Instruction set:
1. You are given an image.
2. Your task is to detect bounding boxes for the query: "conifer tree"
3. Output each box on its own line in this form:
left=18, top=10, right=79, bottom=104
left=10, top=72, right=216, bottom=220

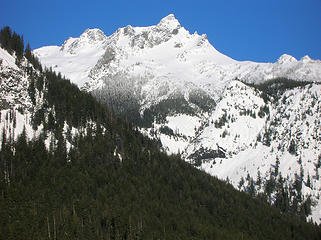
left=306, top=174, right=311, bottom=188
left=0, top=26, right=12, bottom=53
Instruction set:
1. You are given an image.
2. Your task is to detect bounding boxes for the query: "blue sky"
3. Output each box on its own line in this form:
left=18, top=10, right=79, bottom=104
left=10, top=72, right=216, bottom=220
left=1, top=0, right=321, bottom=62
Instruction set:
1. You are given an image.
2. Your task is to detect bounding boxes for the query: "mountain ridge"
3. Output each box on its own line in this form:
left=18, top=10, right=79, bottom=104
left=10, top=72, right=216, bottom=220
left=32, top=15, right=321, bottom=222
left=34, top=14, right=321, bottom=89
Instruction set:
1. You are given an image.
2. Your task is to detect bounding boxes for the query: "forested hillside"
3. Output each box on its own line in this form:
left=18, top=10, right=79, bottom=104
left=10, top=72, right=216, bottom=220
left=1, top=27, right=321, bottom=239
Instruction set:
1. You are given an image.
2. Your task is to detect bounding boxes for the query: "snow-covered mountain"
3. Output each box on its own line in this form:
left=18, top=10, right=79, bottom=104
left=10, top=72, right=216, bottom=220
left=34, top=28, right=108, bottom=87
left=34, top=14, right=321, bottom=91
left=34, top=14, right=321, bottom=222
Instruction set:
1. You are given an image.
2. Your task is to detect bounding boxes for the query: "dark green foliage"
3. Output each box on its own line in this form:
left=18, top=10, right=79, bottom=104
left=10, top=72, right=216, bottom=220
left=0, top=26, right=42, bottom=70
left=25, top=42, right=42, bottom=71
left=274, top=184, right=290, bottom=214
left=28, top=77, right=36, bottom=105
left=142, top=94, right=195, bottom=127
left=307, top=174, right=311, bottom=188
left=262, top=129, right=272, bottom=146
left=288, top=139, right=297, bottom=155
left=258, top=105, right=270, bottom=118
left=275, top=157, right=280, bottom=176
left=95, top=87, right=209, bottom=129
left=318, top=155, right=321, bottom=169
left=245, top=170, right=315, bottom=222
left=0, top=26, right=24, bottom=60
left=245, top=174, right=256, bottom=197
left=244, top=78, right=312, bottom=103
left=188, top=89, right=216, bottom=112
left=38, top=68, right=111, bottom=131
left=1, top=128, right=321, bottom=239
left=188, top=147, right=226, bottom=166
left=93, top=88, right=142, bottom=126
left=239, top=108, right=256, bottom=118
left=264, top=173, right=276, bottom=201
left=214, top=112, right=227, bottom=128
left=0, top=26, right=12, bottom=52
left=159, top=125, right=174, bottom=136
left=221, top=129, right=229, bottom=138
left=238, top=177, right=245, bottom=190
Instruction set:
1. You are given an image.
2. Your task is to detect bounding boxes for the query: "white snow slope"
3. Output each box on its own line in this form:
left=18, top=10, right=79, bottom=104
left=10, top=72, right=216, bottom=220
left=0, top=47, right=41, bottom=141
left=34, top=28, right=108, bottom=87
left=33, top=14, right=321, bottom=222
left=184, top=80, right=321, bottom=222
left=34, top=14, right=321, bottom=92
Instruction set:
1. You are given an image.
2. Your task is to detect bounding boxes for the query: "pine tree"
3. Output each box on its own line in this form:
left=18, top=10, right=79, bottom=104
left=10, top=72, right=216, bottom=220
left=317, top=154, right=321, bottom=168
left=0, top=26, right=12, bottom=53
left=288, top=139, right=297, bottom=155
left=300, top=164, right=304, bottom=181
left=25, top=43, right=32, bottom=60
left=306, top=174, right=311, bottom=188
left=275, top=157, right=280, bottom=176
left=238, top=177, right=244, bottom=190
left=256, top=170, right=262, bottom=190
left=0, top=27, right=24, bottom=60
left=248, top=178, right=256, bottom=197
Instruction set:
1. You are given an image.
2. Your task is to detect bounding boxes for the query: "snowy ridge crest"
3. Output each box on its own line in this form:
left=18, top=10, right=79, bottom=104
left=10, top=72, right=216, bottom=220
left=277, top=54, right=297, bottom=64
left=157, top=14, right=181, bottom=31
left=61, top=28, right=107, bottom=54
left=35, top=13, right=321, bottom=92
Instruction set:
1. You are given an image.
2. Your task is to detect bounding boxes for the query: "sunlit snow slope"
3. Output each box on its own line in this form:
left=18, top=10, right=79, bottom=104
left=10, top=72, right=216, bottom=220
left=34, top=28, right=107, bottom=87
left=187, top=81, right=321, bottom=223
left=34, top=14, right=321, bottom=91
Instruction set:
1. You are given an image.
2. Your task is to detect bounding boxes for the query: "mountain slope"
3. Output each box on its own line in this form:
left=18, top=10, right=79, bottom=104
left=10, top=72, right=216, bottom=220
left=34, top=28, right=107, bottom=87
left=0, top=46, right=42, bottom=141
left=184, top=79, right=321, bottom=221
left=1, top=30, right=321, bottom=239
left=33, top=14, right=321, bottom=144
left=33, top=15, right=321, bottom=222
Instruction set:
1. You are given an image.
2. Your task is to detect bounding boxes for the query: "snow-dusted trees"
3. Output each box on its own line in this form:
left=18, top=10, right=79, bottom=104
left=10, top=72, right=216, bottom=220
left=288, top=139, right=297, bottom=155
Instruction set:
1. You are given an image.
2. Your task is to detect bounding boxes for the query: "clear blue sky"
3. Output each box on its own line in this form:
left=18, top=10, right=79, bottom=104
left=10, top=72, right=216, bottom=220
left=1, top=0, right=321, bottom=62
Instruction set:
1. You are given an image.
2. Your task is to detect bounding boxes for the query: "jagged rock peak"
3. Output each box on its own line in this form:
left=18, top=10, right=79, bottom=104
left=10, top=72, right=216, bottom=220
left=80, top=28, right=107, bottom=41
left=157, top=14, right=181, bottom=30
left=301, top=55, right=312, bottom=63
left=122, top=25, right=135, bottom=36
left=60, top=28, right=107, bottom=54
left=277, top=54, right=297, bottom=64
